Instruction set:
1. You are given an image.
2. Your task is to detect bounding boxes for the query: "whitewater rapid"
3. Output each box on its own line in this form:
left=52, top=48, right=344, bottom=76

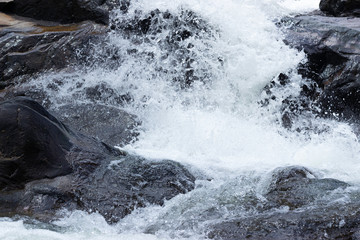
left=3, top=0, right=360, bottom=239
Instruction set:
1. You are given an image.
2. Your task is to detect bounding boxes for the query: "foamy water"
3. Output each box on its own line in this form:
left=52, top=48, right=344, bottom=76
left=4, top=0, right=360, bottom=239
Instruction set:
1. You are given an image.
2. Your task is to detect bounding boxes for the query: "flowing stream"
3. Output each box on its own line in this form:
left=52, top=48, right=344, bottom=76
left=2, top=0, right=360, bottom=239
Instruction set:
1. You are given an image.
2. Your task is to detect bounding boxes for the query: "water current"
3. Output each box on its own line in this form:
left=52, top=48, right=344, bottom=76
left=3, top=0, right=360, bottom=239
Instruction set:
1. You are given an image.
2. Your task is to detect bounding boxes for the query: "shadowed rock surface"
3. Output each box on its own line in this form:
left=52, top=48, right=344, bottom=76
left=281, top=14, right=360, bottom=123
left=320, top=0, right=360, bottom=17
left=0, top=97, right=195, bottom=222
left=0, top=0, right=130, bottom=24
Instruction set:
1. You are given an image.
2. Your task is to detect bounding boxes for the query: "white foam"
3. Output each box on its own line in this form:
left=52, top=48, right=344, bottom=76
left=7, top=0, right=360, bottom=239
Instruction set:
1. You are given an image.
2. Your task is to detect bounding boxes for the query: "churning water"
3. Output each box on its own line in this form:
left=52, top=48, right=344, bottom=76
left=3, top=0, right=360, bottom=239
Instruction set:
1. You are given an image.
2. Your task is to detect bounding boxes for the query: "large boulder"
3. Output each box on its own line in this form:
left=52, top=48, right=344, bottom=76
left=320, top=0, right=360, bottom=17
left=0, top=97, right=74, bottom=190
left=0, top=0, right=130, bottom=24
left=281, top=14, right=360, bottom=122
left=0, top=97, right=196, bottom=222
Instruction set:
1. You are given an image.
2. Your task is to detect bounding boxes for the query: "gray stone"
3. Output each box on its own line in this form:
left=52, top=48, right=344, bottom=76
left=0, top=97, right=195, bottom=222
left=281, top=14, right=360, bottom=122
left=208, top=166, right=353, bottom=240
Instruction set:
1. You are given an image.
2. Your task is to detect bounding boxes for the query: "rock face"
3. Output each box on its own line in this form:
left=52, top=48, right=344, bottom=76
left=208, top=166, right=354, bottom=240
left=320, top=0, right=360, bottom=17
left=53, top=103, right=139, bottom=147
left=76, top=156, right=196, bottom=223
left=0, top=97, right=195, bottom=222
left=0, top=97, right=74, bottom=190
left=282, top=14, right=360, bottom=122
left=0, top=15, right=107, bottom=88
left=0, top=0, right=130, bottom=24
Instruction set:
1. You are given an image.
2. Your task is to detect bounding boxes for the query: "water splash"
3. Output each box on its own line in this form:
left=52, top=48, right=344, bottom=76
left=7, top=0, right=360, bottom=239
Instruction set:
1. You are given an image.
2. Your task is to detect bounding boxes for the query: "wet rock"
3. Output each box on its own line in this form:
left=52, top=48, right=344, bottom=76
left=53, top=103, right=139, bottom=147
left=76, top=156, right=196, bottom=223
left=0, top=0, right=126, bottom=25
left=0, top=97, right=74, bottom=191
left=320, top=0, right=360, bottom=17
left=208, top=166, right=352, bottom=240
left=282, top=15, right=360, bottom=122
left=260, top=72, right=320, bottom=132
left=0, top=15, right=107, bottom=85
left=265, top=166, right=349, bottom=209
left=0, top=97, right=196, bottom=222
left=111, top=8, right=221, bottom=88
left=208, top=203, right=360, bottom=239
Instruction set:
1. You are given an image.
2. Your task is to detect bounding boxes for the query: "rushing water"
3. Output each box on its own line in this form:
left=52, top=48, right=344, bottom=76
left=3, top=0, right=360, bottom=239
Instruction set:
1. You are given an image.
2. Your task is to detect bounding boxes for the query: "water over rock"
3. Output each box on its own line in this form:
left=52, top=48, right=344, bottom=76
left=265, top=166, right=349, bottom=209
left=0, top=97, right=195, bottom=222
left=320, top=0, right=360, bottom=17
left=110, top=8, right=221, bottom=88
left=208, top=203, right=360, bottom=239
left=208, top=166, right=353, bottom=239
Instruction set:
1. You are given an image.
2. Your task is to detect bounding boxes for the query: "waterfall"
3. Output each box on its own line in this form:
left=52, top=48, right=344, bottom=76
left=3, top=0, right=360, bottom=239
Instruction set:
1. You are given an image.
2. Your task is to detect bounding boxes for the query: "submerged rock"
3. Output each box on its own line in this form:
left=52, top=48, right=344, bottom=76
left=0, top=97, right=195, bottom=222
left=320, top=0, right=360, bottom=17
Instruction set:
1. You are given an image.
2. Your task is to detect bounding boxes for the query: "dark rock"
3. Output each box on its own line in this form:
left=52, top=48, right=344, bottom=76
left=0, top=97, right=196, bottom=222
left=0, top=15, right=107, bottom=84
left=0, top=0, right=128, bottom=25
left=208, top=203, right=360, bottom=239
left=320, top=0, right=360, bottom=17
left=0, top=97, right=74, bottom=191
left=282, top=15, right=360, bottom=122
left=53, top=103, right=139, bottom=147
left=265, top=166, right=348, bottom=209
left=208, top=166, right=352, bottom=240
left=76, top=155, right=196, bottom=223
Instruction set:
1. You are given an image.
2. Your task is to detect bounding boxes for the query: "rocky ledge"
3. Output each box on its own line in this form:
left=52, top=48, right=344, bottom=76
left=0, top=97, right=195, bottom=222
left=279, top=0, right=360, bottom=125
